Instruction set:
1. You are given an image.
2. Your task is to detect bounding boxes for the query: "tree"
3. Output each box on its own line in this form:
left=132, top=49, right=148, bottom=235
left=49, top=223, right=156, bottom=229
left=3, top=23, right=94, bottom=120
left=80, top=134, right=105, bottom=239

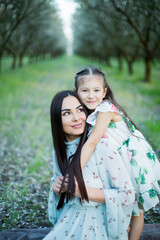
left=74, top=0, right=160, bottom=82
left=73, top=0, right=141, bottom=74
left=111, top=0, right=160, bottom=82
left=0, top=0, right=66, bottom=71
left=0, top=0, right=33, bottom=71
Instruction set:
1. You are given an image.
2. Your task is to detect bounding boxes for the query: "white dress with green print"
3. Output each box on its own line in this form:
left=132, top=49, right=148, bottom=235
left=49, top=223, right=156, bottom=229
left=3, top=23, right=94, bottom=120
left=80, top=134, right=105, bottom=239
left=87, top=100, right=160, bottom=215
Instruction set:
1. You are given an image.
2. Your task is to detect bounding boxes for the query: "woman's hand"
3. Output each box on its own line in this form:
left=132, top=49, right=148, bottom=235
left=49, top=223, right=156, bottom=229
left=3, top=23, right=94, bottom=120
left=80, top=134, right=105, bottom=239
left=52, top=176, right=68, bottom=194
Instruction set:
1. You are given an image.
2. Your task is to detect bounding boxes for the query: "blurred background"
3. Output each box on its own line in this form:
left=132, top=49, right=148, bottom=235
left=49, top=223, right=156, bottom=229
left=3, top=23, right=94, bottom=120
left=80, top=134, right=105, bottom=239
left=0, top=0, right=160, bottom=230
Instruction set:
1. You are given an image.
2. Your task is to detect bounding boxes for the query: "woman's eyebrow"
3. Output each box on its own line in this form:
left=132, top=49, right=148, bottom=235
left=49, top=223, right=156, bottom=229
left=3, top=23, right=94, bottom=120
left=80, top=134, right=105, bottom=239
left=76, top=104, right=83, bottom=109
left=61, top=108, right=71, bottom=112
left=61, top=105, right=82, bottom=112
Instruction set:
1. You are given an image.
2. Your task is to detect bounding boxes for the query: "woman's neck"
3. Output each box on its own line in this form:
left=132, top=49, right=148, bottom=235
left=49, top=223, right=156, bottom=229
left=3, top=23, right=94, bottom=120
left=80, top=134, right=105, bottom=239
left=65, top=134, right=81, bottom=142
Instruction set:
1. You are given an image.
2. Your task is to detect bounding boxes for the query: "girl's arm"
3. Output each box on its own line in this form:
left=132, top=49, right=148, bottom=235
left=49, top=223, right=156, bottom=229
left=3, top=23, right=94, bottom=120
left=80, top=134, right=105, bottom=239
left=74, top=179, right=105, bottom=203
left=81, top=111, right=114, bottom=168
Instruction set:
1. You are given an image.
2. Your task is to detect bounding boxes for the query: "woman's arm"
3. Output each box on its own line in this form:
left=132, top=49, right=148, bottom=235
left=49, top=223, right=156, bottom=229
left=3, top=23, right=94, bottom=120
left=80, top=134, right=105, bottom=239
left=81, top=111, right=114, bottom=168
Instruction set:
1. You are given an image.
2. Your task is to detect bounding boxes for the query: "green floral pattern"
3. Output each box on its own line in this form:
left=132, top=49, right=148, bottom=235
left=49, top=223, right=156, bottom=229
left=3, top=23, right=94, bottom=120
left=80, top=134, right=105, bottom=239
left=146, top=149, right=156, bottom=165
left=108, top=121, right=117, bottom=129
left=135, top=168, right=146, bottom=185
left=87, top=100, right=160, bottom=215
left=122, top=115, right=136, bottom=133
left=147, top=189, right=159, bottom=199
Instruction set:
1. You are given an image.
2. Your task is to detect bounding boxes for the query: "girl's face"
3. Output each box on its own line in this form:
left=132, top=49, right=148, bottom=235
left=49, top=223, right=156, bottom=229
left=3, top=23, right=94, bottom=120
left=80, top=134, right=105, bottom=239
left=77, top=75, right=107, bottom=112
left=61, top=96, right=86, bottom=142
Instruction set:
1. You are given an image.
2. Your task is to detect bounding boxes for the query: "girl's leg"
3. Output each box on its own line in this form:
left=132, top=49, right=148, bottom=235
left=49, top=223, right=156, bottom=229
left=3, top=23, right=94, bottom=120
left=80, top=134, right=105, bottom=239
left=129, top=213, right=144, bottom=240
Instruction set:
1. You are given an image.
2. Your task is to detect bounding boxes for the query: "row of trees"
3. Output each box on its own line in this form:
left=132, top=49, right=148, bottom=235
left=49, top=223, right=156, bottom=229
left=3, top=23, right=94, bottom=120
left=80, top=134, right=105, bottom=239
left=73, top=0, right=160, bottom=82
left=0, top=0, right=66, bottom=72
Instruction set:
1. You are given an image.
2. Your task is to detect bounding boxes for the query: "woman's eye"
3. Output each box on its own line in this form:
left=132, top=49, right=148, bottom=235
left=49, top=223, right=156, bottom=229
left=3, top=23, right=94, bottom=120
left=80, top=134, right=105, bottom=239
left=78, top=108, right=84, bottom=113
left=63, top=112, right=70, bottom=116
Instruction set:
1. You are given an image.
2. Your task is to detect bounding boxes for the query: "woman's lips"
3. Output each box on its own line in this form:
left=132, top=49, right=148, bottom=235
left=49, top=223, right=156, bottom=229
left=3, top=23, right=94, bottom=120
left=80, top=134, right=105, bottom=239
left=72, top=123, right=83, bottom=129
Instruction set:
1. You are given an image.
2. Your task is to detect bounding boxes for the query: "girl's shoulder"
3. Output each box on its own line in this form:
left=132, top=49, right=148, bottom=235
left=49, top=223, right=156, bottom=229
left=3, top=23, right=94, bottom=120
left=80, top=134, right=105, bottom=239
left=95, top=100, right=119, bottom=114
left=87, top=101, right=120, bottom=126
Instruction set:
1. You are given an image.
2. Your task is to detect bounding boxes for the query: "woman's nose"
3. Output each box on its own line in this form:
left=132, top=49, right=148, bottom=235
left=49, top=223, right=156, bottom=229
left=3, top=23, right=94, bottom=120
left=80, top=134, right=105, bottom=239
left=72, top=112, right=79, bottom=121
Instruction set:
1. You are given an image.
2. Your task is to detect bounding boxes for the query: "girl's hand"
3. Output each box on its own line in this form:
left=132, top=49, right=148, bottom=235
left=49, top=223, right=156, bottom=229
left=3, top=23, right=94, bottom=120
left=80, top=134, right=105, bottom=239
left=52, top=176, right=68, bottom=194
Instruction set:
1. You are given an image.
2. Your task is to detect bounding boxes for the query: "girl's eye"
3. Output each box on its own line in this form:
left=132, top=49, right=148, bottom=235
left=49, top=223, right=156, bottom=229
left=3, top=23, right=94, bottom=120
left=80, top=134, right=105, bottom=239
left=95, top=89, right=100, bottom=92
left=78, top=108, right=84, bottom=113
left=81, top=89, right=87, bottom=92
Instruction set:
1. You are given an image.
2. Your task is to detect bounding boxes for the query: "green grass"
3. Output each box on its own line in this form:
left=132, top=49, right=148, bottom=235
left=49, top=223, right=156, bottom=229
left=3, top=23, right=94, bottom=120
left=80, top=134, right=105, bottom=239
left=0, top=54, right=160, bottom=230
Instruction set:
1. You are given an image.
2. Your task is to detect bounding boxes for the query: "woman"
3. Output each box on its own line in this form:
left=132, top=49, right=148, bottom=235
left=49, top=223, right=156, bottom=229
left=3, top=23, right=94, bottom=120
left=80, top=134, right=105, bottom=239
left=43, top=90, right=135, bottom=240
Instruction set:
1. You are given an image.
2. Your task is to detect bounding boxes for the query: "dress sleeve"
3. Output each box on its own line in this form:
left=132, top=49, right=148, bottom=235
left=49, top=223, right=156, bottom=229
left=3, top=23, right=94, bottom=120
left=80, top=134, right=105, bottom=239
left=95, top=141, right=135, bottom=238
left=48, top=149, right=62, bottom=225
left=87, top=101, right=120, bottom=126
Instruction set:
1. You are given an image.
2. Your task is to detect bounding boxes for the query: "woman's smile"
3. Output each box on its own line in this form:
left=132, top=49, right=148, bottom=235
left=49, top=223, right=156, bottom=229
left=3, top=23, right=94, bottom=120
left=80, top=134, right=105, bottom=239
left=72, top=123, right=83, bottom=128
left=61, top=96, right=86, bottom=141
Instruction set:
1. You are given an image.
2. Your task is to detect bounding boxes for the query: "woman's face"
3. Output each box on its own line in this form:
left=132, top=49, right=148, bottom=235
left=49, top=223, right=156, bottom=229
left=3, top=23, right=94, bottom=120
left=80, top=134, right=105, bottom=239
left=61, top=96, right=86, bottom=142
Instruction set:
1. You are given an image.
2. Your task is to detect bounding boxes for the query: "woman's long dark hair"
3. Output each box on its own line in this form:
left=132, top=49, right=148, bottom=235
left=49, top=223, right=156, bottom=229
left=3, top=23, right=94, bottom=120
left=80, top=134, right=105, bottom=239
left=50, top=90, right=89, bottom=210
left=75, top=66, right=139, bottom=133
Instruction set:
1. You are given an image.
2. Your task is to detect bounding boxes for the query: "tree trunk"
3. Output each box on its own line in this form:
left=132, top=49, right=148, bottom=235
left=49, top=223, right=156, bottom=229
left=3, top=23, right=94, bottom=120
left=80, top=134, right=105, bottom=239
left=117, top=56, right=123, bottom=71
left=11, top=55, right=16, bottom=69
left=144, top=56, right=152, bottom=83
left=127, top=60, right=133, bottom=75
left=19, top=54, right=23, bottom=67
left=28, top=57, right=32, bottom=63
left=106, top=58, right=112, bottom=68
left=0, top=52, right=2, bottom=73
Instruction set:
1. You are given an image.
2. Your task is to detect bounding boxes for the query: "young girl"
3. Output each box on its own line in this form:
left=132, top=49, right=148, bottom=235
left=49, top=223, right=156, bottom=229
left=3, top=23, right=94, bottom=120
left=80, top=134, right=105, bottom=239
left=74, top=66, right=160, bottom=240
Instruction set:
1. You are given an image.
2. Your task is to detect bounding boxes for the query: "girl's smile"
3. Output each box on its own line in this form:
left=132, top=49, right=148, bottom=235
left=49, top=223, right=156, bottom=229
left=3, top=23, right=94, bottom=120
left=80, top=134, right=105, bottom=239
left=77, top=75, right=107, bottom=111
left=87, top=101, right=96, bottom=103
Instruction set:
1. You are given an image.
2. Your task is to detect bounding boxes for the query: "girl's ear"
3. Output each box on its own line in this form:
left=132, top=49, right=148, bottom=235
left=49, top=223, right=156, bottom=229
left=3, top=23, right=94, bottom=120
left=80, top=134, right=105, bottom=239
left=103, top=87, right=107, bottom=98
left=74, top=87, right=77, bottom=92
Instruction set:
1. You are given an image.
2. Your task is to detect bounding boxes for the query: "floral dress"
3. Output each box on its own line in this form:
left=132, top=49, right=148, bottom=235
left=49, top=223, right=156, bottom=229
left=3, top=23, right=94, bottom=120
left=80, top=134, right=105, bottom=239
left=87, top=100, right=160, bottom=216
left=44, top=137, right=135, bottom=240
